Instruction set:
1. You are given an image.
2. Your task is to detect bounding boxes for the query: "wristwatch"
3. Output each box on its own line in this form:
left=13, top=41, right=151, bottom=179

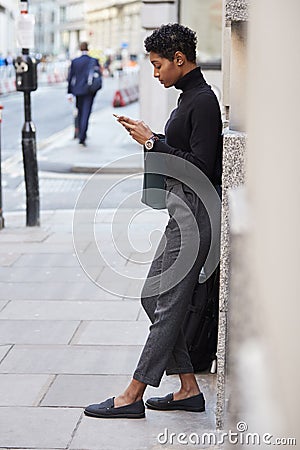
left=144, top=135, right=159, bottom=150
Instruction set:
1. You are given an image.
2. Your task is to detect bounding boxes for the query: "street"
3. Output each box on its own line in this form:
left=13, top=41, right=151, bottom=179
left=0, top=77, right=144, bottom=213
left=0, top=77, right=116, bottom=162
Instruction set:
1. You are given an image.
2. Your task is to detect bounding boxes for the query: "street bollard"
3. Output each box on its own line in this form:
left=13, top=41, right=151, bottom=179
left=0, top=105, right=4, bottom=229
left=15, top=0, right=40, bottom=226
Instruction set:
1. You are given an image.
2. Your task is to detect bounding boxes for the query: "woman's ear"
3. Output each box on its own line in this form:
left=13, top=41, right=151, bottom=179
left=174, top=51, right=185, bottom=66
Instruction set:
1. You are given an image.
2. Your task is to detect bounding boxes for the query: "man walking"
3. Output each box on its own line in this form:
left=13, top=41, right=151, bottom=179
left=68, top=42, right=100, bottom=146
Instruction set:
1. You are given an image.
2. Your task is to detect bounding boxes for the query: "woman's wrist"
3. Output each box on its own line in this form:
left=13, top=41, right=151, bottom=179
left=144, top=134, right=159, bottom=150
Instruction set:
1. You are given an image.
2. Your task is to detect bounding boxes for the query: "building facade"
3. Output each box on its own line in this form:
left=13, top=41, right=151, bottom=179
left=0, top=0, right=18, bottom=58
left=30, top=0, right=61, bottom=58
left=58, top=0, right=86, bottom=58
left=86, top=0, right=142, bottom=59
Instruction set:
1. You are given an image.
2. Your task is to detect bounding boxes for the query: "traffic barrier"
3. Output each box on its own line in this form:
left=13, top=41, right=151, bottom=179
left=0, top=61, right=69, bottom=95
left=112, top=67, right=139, bottom=107
left=37, top=61, right=68, bottom=85
left=113, top=90, right=127, bottom=107
left=0, top=77, right=15, bottom=95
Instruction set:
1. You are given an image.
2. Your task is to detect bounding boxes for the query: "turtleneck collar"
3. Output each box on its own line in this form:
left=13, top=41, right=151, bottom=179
left=175, top=66, right=206, bottom=92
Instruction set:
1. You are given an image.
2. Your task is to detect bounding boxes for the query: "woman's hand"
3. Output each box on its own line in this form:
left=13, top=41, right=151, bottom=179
left=116, top=115, right=153, bottom=145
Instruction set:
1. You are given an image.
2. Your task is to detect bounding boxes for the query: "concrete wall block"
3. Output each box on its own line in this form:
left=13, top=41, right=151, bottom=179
left=225, top=0, right=250, bottom=22
left=216, top=310, right=227, bottom=429
left=219, top=131, right=246, bottom=313
left=222, top=131, right=247, bottom=190
left=216, top=131, right=247, bottom=428
left=141, top=3, right=177, bottom=29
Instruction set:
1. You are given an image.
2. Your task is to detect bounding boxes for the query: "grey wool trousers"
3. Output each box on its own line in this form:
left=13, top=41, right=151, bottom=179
left=133, top=178, right=211, bottom=387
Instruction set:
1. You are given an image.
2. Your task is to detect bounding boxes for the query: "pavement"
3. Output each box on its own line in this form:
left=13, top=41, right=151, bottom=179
left=37, top=95, right=143, bottom=175
left=0, top=97, right=219, bottom=449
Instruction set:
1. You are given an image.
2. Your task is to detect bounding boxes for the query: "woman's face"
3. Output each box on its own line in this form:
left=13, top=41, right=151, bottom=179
left=149, top=51, right=182, bottom=88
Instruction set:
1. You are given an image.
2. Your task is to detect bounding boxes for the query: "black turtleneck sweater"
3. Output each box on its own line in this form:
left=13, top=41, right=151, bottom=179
left=153, top=67, right=222, bottom=184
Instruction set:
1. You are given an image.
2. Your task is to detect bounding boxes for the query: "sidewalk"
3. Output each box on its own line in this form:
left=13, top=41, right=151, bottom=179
left=0, top=100, right=219, bottom=450
left=37, top=100, right=144, bottom=174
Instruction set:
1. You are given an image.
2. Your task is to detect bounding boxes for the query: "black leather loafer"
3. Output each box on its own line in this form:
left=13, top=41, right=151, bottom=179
left=145, top=392, right=205, bottom=412
left=84, top=397, right=145, bottom=419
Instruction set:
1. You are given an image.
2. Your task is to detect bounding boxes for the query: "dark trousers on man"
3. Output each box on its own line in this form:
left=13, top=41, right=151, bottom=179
left=76, top=94, right=95, bottom=143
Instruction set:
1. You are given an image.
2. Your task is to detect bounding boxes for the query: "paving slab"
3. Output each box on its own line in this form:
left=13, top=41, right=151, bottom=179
left=0, top=300, right=140, bottom=320
left=0, top=406, right=82, bottom=449
left=0, top=344, right=12, bottom=363
left=0, top=242, right=86, bottom=254
left=124, top=280, right=147, bottom=298
left=79, top=249, right=131, bottom=270
left=41, top=373, right=215, bottom=410
left=42, top=233, right=89, bottom=245
left=0, top=281, right=121, bottom=301
left=14, top=252, right=81, bottom=267
left=0, top=229, right=50, bottom=243
left=0, top=266, right=102, bottom=283
left=0, top=374, right=54, bottom=406
left=0, top=300, right=9, bottom=312
left=96, top=267, right=144, bottom=296
left=0, top=345, right=142, bottom=374
left=0, top=252, right=21, bottom=266
left=2, top=210, right=55, bottom=227
left=70, top=408, right=216, bottom=450
left=68, top=374, right=217, bottom=450
left=41, top=374, right=132, bottom=407
left=71, top=320, right=149, bottom=345
left=137, top=307, right=149, bottom=321
left=122, top=262, right=152, bottom=278
left=0, top=320, right=80, bottom=345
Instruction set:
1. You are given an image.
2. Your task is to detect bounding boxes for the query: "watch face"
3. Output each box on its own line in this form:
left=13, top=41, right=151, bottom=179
left=145, top=140, right=153, bottom=150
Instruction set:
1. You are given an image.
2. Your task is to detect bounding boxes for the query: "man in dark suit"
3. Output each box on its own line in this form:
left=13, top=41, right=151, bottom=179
left=67, top=42, right=100, bottom=146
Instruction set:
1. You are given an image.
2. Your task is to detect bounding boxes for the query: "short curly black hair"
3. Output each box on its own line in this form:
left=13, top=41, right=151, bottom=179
left=144, top=23, right=197, bottom=62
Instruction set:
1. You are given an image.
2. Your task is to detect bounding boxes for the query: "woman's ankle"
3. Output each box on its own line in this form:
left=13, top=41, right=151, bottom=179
left=123, top=379, right=147, bottom=402
left=178, top=374, right=201, bottom=395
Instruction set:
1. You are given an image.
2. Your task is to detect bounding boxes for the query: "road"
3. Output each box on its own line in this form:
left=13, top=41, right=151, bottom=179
left=0, top=77, right=116, bottom=162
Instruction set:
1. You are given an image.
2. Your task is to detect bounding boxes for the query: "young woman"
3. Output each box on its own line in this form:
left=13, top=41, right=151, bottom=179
left=84, top=23, right=222, bottom=419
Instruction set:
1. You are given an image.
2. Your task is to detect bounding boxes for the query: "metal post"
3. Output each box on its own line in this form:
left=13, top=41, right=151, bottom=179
left=22, top=85, right=40, bottom=226
left=0, top=105, right=5, bottom=229
left=20, top=1, right=40, bottom=226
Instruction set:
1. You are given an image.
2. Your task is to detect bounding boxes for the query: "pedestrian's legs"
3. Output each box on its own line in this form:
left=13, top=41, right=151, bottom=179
left=75, top=96, right=81, bottom=138
left=77, top=94, right=94, bottom=143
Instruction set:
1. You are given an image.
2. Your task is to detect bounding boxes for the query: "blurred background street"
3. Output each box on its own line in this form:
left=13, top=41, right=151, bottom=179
left=1, top=76, right=144, bottom=212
